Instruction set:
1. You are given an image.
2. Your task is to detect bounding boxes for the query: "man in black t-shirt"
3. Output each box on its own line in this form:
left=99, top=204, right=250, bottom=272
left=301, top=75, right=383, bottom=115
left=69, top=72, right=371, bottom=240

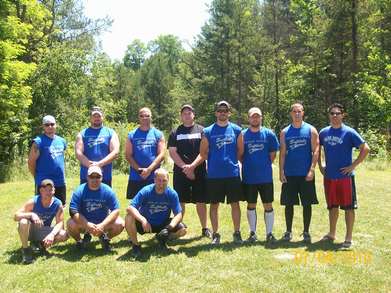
left=168, top=104, right=212, bottom=238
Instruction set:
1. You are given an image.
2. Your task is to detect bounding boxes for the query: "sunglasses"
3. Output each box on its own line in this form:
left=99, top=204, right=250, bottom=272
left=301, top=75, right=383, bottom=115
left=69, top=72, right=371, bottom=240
left=216, top=109, right=229, bottom=113
left=329, top=112, right=342, bottom=116
left=89, top=175, right=102, bottom=179
left=44, top=123, right=55, bottom=127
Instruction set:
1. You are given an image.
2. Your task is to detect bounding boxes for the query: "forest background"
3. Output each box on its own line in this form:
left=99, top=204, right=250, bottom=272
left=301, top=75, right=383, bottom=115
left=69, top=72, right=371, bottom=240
left=1, top=0, right=390, bottom=182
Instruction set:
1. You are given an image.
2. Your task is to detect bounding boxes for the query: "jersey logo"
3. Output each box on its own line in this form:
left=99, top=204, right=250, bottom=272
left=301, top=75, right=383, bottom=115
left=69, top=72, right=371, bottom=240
left=177, top=133, right=201, bottom=140
left=148, top=203, right=169, bottom=214
left=87, top=137, right=106, bottom=148
left=135, top=138, right=157, bottom=150
left=248, top=143, right=264, bottom=154
left=215, top=136, right=234, bottom=149
left=324, top=136, right=343, bottom=146
left=85, top=201, right=104, bottom=213
left=287, top=138, right=307, bottom=150
left=48, top=145, right=64, bottom=159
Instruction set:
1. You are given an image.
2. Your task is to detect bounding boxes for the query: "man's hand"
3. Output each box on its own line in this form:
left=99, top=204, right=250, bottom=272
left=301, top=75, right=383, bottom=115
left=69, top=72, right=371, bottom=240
left=86, top=222, right=103, bottom=236
left=305, top=168, right=315, bottom=181
left=182, top=164, right=195, bottom=180
left=138, top=168, right=152, bottom=180
left=340, top=165, right=355, bottom=176
left=141, top=218, right=152, bottom=233
left=42, top=233, right=55, bottom=248
left=31, top=213, right=43, bottom=227
left=279, top=170, right=287, bottom=183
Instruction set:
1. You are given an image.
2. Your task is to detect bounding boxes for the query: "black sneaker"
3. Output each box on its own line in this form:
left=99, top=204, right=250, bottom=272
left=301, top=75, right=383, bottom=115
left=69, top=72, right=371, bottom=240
left=156, top=228, right=169, bottom=250
left=30, top=241, right=41, bottom=253
left=211, top=232, right=221, bottom=245
left=202, top=228, right=212, bottom=238
left=246, top=231, right=257, bottom=243
left=22, top=247, right=34, bottom=264
left=233, top=231, right=243, bottom=244
left=76, top=240, right=85, bottom=251
left=266, top=233, right=277, bottom=244
left=132, top=244, right=142, bottom=258
left=282, top=231, right=292, bottom=241
left=99, top=233, right=112, bottom=253
left=302, top=232, right=311, bottom=243
left=83, top=233, right=92, bottom=244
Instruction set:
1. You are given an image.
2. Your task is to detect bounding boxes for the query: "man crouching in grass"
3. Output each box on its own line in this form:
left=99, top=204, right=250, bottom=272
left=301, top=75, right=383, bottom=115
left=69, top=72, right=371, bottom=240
left=15, top=179, right=68, bottom=264
left=125, top=168, right=186, bottom=258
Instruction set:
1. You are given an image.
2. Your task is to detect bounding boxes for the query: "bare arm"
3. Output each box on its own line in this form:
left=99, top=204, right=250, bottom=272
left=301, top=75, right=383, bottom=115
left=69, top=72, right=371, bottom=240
left=97, top=209, right=120, bottom=231
left=27, top=143, right=39, bottom=177
left=97, top=131, right=120, bottom=167
left=168, top=212, right=183, bottom=230
left=14, top=200, right=36, bottom=222
left=318, top=146, right=325, bottom=176
left=279, top=131, right=287, bottom=183
left=237, top=133, right=244, bottom=162
left=127, top=205, right=152, bottom=233
left=269, top=151, right=277, bottom=163
left=125, top=138, right=141, bottom=170
left=75, top=133, right=91, bottom=168
left=42, top=206, right=65, bottom=248
left=306, top=127, right=320, bottom=181
left=168, top=147, right=186, bottom=169
left=188, top=136, right=209, bottom=170
left=340, top=142, right=370, bottom=175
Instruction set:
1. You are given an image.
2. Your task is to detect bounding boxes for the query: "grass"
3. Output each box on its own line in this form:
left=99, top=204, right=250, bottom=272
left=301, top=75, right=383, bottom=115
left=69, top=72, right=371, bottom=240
left=0, top=165, right=390, bottom=292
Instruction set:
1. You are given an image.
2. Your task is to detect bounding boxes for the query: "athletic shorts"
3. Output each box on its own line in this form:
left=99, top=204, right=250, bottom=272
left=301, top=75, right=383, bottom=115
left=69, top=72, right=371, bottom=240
left=243, top=183, right=274, bottom=204
left=207, top=177, right=244, bottom=204
left=135, top=218, right=186, bottom=235
left=173, top=171, right=207, bottom=203
left=35, top=185, right=66, bottom=205
left=27, top=225, right=53, bottom=242
left=324, top=176, right=357, bottom=210
left=280, top=176, right=318, bottom=206
left=80, top=179, right=112, bottom=187
left=126, top=180, right=153, bottom=199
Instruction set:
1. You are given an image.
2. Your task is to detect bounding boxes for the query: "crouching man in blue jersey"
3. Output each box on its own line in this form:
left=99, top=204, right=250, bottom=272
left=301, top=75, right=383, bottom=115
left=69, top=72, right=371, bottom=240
left=15, top=179, right=68, bottom=264
left=125, top=168, right=186, bottom=258
left=67, top=166, right=124, bottom=253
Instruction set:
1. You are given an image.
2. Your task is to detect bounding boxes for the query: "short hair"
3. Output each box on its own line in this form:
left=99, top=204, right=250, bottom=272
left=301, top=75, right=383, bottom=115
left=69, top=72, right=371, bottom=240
left=139, top=107, right=152, bottom=116
left=290, top=102, right=304, bottom=112
left=154, top=168, right=169, bottom=179
left=328, top=103, right=345, bottom=113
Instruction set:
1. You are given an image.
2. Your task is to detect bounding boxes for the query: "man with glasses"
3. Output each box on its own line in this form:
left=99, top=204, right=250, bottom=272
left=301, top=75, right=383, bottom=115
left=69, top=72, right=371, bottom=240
left=125, top=107, right=166, bottom=200
left=189, top=101, right=244, bottom=245
left=67, top=166, right=124, bottom=252
left=319, top=103, right=369, bottom=248
left=28, top=115, right=67, bottom=205
left=279, top=102, right=319, bottom=243
left=75, top=106, right=120, bottom=187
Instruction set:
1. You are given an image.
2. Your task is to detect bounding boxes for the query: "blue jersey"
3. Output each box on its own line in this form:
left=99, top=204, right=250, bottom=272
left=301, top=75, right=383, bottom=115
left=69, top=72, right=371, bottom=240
left=69, top=183, right=120, bottom=224
left=319, top=124, right=365, bottom=179
left=282, top=122, right=313, bottom=176
left=203, top=122, right=242, bottom=178
left=131, top=184, right=182, bottom=227
left=128, top=127, right=163, bottom=181
left=80, top=127, right=114, bottom=182
left=242, top=127, right=279, bottom=184
left=32, top=195, right=62, bottom=227
left=33, top=134, right=66, bottom=187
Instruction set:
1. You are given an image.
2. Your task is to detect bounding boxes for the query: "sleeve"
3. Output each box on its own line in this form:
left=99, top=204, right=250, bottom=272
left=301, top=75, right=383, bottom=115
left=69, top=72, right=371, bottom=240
left=350, top=129, right=365, bottom=149
left=131, top=189, right=144, bottom=209
left=33, top=136, right=42, bottom=150
left=106, top=189, right=120, bottom=210
left=63, top=138, right=67, bottom=150
left=319, top=129, right=325, bottom=146
left=202, top=127, right=210, bottom=141
left=155, top=128, right=163, bottom=141
left=170, top=189, right=182, bottom=215
left=167, top=129, right=177, bottom=148
left=128, top=131, right=134, bottom=143
left=269, top=131, right=280, bottom=152
left=69, top=189, right=81, bottom=214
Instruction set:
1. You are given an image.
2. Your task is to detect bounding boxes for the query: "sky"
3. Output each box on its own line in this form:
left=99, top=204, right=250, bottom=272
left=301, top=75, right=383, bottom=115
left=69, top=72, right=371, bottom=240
left=83, top=0, right=212, bottom=61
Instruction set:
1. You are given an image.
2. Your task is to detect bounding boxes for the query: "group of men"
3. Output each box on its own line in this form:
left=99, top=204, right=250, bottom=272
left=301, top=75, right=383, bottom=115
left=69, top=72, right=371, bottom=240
left=16, top=101, right=369, bottom=264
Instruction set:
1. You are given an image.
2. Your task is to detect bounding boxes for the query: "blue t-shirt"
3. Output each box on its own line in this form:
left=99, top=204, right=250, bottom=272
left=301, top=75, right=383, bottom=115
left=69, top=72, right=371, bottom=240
left=242, top=127, right=279, bottom=184
left=128, top=127, right=163, bottom=181
left=80, top=127, right=114, bottom=182
left=203, top=122, right=242, bottom=178
left=282, top=122, right=313, bottom=176
left=319, top=124, right=365, bottom=179
left=33, top=134, right=67, bottom=187
left=69, top=183, right=120, bottom=224
left=131, top=184, right=182, bottom=227
left=32, top=195, right=62, bottom=227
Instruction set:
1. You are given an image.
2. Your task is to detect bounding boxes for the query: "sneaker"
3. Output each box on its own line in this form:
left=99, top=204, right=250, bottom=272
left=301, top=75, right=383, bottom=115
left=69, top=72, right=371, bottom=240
left=302, top=232, right=311, bottom=243
left=202, top=228, right=212, bottom=238
left=211, top=232, right=221, bottom=245
left=246, top=231, right=257, bottom=243
left=99, top=233, right=112, bottom=253
left=282, top=231, right=292, bottom=241
left=341, top=240, right=352, bottom=249
left=156, top=228, right=169, bottom=250
left=233, top=231, right=243, bottom=244
left=30, top=241, right=41, bottom=253
left=132, top=244, right=142, bottom=258
left=266, top=233, right=277, bottom=244
left=83, top=233, right=92, bottom=244
left=22, top=247, right=34, bottom=264
left=76, top=240, right=85, bottom=251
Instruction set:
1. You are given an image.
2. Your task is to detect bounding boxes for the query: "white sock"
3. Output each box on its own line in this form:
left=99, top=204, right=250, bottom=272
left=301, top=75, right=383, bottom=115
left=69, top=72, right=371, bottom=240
left=264, top=209, right=274, bottom=235
left=247, top=209, right=257, bottom=233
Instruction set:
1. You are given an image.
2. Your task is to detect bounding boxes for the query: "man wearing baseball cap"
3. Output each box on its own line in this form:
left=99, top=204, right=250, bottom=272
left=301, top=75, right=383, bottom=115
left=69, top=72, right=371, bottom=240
left=28, top=115, right=67, bottom=205
left=168, top=104, right=212, bottom=238
left=15, top=179, right=68, bottom=264
left=67, top=166, right=124, bottom=253
left=75, top=106, right=120, bottom=187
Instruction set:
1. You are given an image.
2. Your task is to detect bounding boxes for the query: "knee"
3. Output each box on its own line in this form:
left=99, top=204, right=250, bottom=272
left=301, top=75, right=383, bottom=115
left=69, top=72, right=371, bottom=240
left=125, top=213, right=135, bottom=225
left=56, top=230, right=69, bottom=242
left=19, top=218, right=30, bottom=227
left=177, top=227, right=187, bottom=237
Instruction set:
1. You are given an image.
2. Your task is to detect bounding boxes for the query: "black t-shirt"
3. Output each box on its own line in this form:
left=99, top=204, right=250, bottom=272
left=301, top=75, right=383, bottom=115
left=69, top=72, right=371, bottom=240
left=168, top=124, right=206, bottom=175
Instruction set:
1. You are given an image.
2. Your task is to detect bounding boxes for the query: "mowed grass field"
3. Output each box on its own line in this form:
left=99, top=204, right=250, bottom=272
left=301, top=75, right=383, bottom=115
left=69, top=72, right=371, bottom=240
left=0, top=166, right=390, bottom=292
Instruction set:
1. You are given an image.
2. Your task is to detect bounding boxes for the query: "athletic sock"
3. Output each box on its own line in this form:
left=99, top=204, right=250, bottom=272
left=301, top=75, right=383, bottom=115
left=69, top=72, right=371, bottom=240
left=303, top=205, right=312, bottom=233
left=247, top=208, right=257, bottom=233
left=285, top=205, right=294, bottom=232
left=264, top=209, right=274, bottom=235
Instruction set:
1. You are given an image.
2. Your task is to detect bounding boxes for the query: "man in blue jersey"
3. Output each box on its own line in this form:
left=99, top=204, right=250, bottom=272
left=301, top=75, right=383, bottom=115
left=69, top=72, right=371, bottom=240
left=279, top=102, right=319, bottom=243
left=125, top=168, right=186, bottom=257
left=28, top=115, right=67, bottom=205
left=75, top=106, right=120, bottom=187
left=239, top=107, right=279, bottom=243
left=188, top=101, right=244, bottom=245
left=15, top=179, right=68, bottom=264
left=168, top=104, right=211, bottom=238
left=319, top=103, right=369, bottom=248
left=125, top=107, right=166, bottom=199
left=67, top=166, right=124, bottom=253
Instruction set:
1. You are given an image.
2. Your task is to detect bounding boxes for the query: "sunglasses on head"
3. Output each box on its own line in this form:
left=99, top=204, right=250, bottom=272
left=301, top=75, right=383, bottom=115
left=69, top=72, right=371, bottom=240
left=44, top=123, right=55, bottom=127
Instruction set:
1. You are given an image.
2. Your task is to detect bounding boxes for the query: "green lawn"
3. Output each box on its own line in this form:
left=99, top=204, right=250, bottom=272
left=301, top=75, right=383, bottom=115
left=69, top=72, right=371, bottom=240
left=1, top=167, right=390, bottom=292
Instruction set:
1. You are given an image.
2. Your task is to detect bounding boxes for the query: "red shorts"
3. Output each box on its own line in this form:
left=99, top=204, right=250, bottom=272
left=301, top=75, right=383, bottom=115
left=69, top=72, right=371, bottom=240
left=324, top=177, right=357, bottom=210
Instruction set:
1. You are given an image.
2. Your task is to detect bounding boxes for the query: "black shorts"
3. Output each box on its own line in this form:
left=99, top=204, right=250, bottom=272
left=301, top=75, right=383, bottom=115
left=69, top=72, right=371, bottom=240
left=135, top=218, right=186, bottom=234
left=207, top=177, right=244, bottom=204
left=80, top=179, right=112, bottom=187
left=126, top=180, right=154, bottom=199
left=35, top=185, right=66, bottom=205
left=280, top=176, right=318, bottom=206
left=173, top=171, right=207, bottom=203
left=243, top=183, right=274, bottom=204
